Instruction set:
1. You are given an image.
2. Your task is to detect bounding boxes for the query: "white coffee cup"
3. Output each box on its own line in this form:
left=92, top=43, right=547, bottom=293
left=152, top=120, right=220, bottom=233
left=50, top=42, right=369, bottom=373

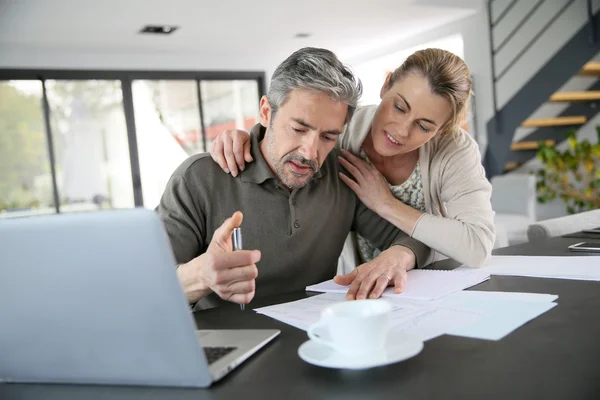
left=307, top=299, right=392, bottom=356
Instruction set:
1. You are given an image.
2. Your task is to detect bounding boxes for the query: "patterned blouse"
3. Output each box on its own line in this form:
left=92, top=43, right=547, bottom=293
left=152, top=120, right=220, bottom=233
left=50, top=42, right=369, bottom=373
left=356, top=150, right=426, bottom=263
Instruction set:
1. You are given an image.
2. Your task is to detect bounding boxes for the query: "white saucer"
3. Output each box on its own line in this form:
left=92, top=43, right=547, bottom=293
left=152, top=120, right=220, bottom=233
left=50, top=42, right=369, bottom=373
left=297, top=333, right=424, bottom=370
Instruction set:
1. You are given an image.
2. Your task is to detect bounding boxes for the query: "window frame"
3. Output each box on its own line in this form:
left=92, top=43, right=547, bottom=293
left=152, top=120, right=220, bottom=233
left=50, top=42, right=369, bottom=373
left=0, top=69, right=266, bottom=210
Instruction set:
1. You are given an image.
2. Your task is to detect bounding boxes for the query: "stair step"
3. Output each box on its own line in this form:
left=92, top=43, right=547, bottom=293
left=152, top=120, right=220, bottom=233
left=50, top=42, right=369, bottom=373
left=520, top=116, right=587, bottom=127
left=549, top=91, right=600, bottom=102
left=580, top=62, right=600, bottom=76
left=510, top=140, right=556, bottom=151
left=504, top=162, right=520, bottom=171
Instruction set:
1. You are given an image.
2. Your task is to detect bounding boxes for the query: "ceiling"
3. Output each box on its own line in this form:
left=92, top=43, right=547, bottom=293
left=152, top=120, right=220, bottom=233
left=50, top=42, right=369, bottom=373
left=0, top=0, right=477, bottom=71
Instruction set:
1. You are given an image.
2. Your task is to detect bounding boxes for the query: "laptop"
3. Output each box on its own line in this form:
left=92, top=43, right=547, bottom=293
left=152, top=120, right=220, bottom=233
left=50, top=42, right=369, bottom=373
left=0, top=208, right=279, bottom=387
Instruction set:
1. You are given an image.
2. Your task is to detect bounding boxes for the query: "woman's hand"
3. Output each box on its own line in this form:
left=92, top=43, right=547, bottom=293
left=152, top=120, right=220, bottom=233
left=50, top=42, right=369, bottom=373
left=337, top=149, right=396, bottom=214
left=333, top=246, right=416, bottom=300
left=210, top=129, right=253, bottom=177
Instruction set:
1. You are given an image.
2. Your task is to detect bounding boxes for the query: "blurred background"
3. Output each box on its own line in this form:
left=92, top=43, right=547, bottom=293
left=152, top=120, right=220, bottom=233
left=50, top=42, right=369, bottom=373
left=1, top=0, right=599, bottom=246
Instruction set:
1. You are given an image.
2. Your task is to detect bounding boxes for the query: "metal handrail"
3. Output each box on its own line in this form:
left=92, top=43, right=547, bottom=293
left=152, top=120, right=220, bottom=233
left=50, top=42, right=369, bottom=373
left=487, top=0, right=498, bottom=113
left=493, top=0, right=519, bottom=26
left=494, top=0, right=545, bottom=55
left=495, top=0, right=577, bottom=82
left=588, top=0, right=597, bottom=43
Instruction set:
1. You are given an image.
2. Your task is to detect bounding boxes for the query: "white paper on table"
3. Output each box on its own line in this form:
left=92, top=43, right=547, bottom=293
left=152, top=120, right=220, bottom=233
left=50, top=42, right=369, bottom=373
left=440, top=290, right=558, bottom=303
left=255, top=293, right=428, bottom=332
left=445, top=298, right=557, bottom=340
left=255, top=294, right=480, bottom=342
left=255, top=293, right=347, bottom=331
left=306, top=269, right=490, bottom=301
left=458, top=255, right=600, bottom=281
left=254, top=290, right=558, bottom=342
left=390, top=305, right=487, bottom=341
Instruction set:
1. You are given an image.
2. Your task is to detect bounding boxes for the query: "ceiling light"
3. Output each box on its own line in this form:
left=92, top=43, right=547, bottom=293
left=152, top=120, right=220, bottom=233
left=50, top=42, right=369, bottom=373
left=294, top=32, right=312, bottom=38
left=140, top=25, right=179, bottom=35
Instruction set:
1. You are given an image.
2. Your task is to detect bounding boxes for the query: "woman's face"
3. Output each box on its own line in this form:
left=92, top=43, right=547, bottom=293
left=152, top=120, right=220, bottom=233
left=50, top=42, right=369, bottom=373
left=369, top=73, right=453, bottom=157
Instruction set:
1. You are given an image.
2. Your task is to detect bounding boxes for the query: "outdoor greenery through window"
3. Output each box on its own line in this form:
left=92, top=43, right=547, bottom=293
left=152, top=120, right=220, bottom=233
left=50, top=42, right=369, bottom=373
left=0, top=81, right=54, bottom=217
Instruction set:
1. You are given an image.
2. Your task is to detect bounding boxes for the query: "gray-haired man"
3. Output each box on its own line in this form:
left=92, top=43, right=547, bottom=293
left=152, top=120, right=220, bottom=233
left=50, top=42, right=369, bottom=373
left=157, top=47, right=430, bottom=310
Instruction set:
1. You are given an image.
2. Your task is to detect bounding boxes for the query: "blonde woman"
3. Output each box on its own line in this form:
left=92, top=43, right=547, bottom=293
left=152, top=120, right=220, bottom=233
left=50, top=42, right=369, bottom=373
left=211, top=49, right=495, bottom=299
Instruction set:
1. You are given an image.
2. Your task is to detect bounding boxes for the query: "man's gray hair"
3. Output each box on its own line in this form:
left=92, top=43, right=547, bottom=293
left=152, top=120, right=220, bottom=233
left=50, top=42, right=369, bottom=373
left=268, top=47, right=362, bottom=124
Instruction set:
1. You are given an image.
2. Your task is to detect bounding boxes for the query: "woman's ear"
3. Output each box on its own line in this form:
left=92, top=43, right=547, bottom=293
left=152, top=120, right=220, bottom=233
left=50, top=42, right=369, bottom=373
left=380, top=72, right=393, bottom=99
left=259, top=96, right=271, bottom=127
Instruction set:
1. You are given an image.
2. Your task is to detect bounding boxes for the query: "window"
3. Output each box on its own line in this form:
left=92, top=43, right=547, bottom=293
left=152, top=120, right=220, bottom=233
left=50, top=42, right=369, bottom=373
left=132, top=80, right=203, bottom=209
left=201, top=80, right=260, bottom=152
left=46, top=80, right=134, bottom=211
left=0, top=71, right=265, bottom=214
left=0, top=81, right=54, bottom=218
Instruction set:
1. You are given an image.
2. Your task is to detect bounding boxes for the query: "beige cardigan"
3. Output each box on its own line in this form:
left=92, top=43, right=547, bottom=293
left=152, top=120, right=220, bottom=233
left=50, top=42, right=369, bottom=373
left=338, top=105, right=495, bottom=268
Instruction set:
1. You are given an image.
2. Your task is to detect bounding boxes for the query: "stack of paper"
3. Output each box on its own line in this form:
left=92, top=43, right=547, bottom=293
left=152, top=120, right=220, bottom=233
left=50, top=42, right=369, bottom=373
left=458, top=255, right=600, bottom=281
left=255, top=291, right=558, bottom=342
left=306, top=268, right=490, bottom=301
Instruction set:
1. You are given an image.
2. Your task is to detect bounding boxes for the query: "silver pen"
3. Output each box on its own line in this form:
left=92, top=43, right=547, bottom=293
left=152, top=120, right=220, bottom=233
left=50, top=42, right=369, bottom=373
left=232, top=227, right=245, bottom=311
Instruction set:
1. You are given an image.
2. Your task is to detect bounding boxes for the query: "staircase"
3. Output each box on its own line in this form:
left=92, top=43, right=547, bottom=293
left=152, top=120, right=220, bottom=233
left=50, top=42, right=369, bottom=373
left=484, top=0, right=600, bottom=178
left=504, top=62, right=600, bottom=172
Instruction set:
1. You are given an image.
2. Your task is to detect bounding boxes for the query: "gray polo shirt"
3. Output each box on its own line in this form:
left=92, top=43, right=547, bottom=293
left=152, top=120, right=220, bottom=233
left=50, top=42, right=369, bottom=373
left=157, top=124, right=430, bottom=308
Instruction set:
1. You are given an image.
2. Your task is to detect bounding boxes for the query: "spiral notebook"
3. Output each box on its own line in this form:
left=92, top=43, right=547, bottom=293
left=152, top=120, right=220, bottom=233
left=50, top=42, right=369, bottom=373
left=306, top=269, right=490, bottom=301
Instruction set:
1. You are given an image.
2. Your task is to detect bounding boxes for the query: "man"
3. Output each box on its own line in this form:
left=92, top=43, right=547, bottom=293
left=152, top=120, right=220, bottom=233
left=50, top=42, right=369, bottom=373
left=157, top=47, right=430, bottom=310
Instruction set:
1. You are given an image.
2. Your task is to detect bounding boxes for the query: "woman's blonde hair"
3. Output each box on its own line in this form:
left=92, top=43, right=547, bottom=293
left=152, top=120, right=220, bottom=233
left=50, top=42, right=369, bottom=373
left=387, top=48, right=472, bottom=135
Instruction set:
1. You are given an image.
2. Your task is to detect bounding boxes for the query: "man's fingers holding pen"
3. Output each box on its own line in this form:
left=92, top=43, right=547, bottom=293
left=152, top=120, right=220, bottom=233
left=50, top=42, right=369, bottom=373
left=214, top=264, right=258, bottom=285
left=201, top=250, right=260, bottom=302
left=221, top=250, right=261, bottom=268
left=224, top=279, right=256, bottom=296
left=216, top=270, right=257, bottom=305
left=228, top=291, right=255, bottom=305
left=204, top=249, right=260, bottom=271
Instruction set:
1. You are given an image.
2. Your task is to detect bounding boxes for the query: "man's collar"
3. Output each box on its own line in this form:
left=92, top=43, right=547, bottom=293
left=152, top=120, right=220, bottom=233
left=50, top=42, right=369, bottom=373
left=239, top=123, right=325, bottom=185
left=239, top=124, right=276, bottom=184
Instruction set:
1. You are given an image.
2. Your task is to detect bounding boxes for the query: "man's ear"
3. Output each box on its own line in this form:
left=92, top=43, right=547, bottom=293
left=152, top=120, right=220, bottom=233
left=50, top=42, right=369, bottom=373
left=380, top=72, right=392, bottom=99
left=259, top=96, right=271, bottom=127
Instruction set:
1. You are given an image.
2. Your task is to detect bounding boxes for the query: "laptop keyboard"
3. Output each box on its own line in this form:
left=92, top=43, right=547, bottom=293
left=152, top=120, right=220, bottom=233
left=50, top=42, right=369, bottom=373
left=203, top=346, right=237, bottom=365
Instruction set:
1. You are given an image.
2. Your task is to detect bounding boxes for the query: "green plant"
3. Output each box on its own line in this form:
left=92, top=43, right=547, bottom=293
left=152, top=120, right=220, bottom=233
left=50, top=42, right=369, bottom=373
left=535, top=125, right=600, bottom=214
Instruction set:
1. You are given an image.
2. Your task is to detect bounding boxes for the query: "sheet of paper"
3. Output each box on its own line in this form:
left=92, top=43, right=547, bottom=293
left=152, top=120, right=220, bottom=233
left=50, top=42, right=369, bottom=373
left=306, top=269, right=490, bottom=301
left=411, top=291, right=559, bottom=340
left=392, top=291, right=558, bottom=341
left=255, top=290, right=558, bottom=342
left=440, top=290, right=559, bottom=303
left=255, top=293, right=347, bottom=331
left=390, top=305, right=487, bottom=341
left=255, top=293, right=429, bottom=332
left=444, top=297, right=557, bottom=340
left=458, top=255, right=600, bottom=281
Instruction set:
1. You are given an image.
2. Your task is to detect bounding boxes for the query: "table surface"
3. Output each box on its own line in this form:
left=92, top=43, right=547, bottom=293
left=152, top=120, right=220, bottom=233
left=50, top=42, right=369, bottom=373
left=3, top=235, right=600, bottom=400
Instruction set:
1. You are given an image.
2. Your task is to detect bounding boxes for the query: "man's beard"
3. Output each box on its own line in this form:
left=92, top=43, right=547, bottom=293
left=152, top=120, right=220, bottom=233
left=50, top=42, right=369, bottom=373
left=266, top=130, right=319, bottom=190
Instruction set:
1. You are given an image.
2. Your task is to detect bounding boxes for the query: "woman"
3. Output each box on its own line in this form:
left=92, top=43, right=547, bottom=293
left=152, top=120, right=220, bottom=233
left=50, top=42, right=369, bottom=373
left=210, top=48, right=495, bottom=272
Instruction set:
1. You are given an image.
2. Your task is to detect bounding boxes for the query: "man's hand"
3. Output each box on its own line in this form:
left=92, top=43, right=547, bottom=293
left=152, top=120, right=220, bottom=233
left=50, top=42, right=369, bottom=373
left=177, top=211, right=261, bottom=304
left=210, top=129, right=252, bottom=177
left=333, top=246, right=416, bottom=300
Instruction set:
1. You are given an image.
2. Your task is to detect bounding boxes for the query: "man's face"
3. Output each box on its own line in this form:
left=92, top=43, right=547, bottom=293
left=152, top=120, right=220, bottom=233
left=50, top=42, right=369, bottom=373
left=259, top=89, right=348, bottom=190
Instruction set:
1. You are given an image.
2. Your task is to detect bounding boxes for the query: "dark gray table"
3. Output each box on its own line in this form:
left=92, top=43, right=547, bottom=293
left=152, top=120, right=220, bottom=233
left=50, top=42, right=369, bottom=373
left=2, top=236, right=600, bottom=400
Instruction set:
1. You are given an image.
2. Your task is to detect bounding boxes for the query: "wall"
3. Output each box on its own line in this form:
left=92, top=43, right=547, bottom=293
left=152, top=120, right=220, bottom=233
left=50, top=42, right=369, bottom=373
left=351, top=34, right=465, bottom=107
